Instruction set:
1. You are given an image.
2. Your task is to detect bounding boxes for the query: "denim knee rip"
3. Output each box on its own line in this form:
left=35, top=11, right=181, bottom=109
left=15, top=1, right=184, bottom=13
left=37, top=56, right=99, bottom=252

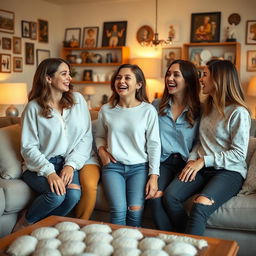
left=194, top=193, right=215, bottom=205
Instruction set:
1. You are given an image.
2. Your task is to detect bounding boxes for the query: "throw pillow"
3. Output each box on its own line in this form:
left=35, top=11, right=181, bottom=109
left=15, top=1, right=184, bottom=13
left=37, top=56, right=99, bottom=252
left=0, top=124, right=23, bottom=179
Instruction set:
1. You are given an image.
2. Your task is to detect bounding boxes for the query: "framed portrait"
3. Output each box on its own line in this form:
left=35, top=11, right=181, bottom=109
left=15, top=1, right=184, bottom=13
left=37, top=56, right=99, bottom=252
left=0, top=9, right=15, bottom=34
left=190, top=48, right=203, bottom=67
left=13, top=56, right=22, bottom=72
left=190, top=12, right=221, bottom=43
left=25, top=42, right=34, bottom=65
left=246, top=20, right=256, bottom=45
left=161, top=47, right=182, bottom=77
left=224, top=52, right=235, bottom=63
left=21, top=20, right=30, bottom=38
left=136, top=25, right=154, bottom=45
left=83, top=69, right=93, bottom=81
left=0, top=54, right=11, bottom=73
left=36, top=49, right=50, bottom=66
left=102, top=21, right=127, bottom=47
left=2, top=37, right=11, bottom=50
left=38, top=19, right=48, bottom=43
left=13, top=36, right=21, bottom=54
left=30, top=22, right=37, bottom=40
left=247, top=50, right=256, bottom=72
left=82, top=27, right=99, bottom=48
left=64, top=27, right=81, bottom=48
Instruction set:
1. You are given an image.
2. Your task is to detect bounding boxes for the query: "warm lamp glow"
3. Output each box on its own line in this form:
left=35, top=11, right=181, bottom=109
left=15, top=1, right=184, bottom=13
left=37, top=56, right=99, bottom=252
left=84, top=86, right=96, bottom=96
left=247, top=76, right=256, bottom=96
left=131, top=58, right=161, bottom=78
left=0, top=83, right=28, bottom=116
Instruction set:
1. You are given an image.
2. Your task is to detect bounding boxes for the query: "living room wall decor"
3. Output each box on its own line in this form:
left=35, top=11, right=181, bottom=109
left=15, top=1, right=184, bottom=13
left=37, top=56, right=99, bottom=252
left=38, top=19, right=48, bottom=43
left=0, top=54, right=11, bottom=72
left=0, top=9, right=14, bottom=34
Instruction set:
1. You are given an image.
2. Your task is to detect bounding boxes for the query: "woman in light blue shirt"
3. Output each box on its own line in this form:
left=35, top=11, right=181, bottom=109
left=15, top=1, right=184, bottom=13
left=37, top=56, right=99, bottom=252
left=150, top=59, right=201, bottom=231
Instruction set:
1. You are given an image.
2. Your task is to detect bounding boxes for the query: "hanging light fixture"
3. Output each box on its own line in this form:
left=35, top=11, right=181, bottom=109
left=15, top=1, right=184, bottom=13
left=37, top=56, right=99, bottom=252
left=140, top=0, right=173, bottom=47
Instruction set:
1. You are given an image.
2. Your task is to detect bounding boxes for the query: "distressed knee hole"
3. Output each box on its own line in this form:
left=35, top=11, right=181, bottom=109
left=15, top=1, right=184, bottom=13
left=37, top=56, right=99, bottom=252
left=194, top=195, right=214, bottom=205
left=154, top=191, right=164, bottom=198
left=67, top=184, right=80, bottom=190
left=128, top=205, right=143, bottom=211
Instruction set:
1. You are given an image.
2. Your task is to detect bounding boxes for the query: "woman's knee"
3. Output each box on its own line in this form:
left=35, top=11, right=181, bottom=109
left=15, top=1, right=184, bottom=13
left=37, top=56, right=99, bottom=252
left=46, top=192, right=65, bottom=206
left=67, top=184, right=81, bottom=203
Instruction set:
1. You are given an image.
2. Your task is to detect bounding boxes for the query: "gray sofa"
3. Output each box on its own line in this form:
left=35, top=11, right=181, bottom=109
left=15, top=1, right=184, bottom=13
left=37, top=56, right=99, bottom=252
left=0, top=115, right=256, bottom=256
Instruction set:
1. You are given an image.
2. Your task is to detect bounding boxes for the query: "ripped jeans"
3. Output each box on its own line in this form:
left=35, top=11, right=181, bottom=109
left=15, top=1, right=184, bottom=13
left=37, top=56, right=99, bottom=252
left=102, top=162, right=148, bottom=227
left=163, top=167, right=243, bottom=236
left=22, top=156, right=81, bottom=224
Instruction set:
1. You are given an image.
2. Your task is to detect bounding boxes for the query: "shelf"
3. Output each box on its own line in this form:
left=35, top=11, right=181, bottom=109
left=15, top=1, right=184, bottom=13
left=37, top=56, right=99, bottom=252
left=70, top=63, right=122, bottom=67
left=71, top=80, right=110, bottom=85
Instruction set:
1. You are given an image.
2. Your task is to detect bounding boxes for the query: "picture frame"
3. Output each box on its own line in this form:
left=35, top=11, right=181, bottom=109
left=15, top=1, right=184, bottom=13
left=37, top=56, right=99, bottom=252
left=190, top=12, right=221, bottom=43
left=190, top=48, right=203, bottom=67
left=30, top=21, right=37, bottom=40
left=161, top=47, right=182, bottom=77
left=21, top=20, right=30, bottom=38
left=0, top=54, right=11, bottom=73
left=83, top=69, right=93, bottom=81
left=247, top=50, right=256, bottom=72
left=82, top=27, right=99, bottom=48
left=13, top=56, right=22, bottom=72
left=2, top=37, right=11, bottom=50
left=64, top=27, right=81, bottom=48
left=36, top=49, right=50, bottom=66
left=224, top=52, right=235, bottom=63
left=102, top=21, right=127, bottom=47
left=0, top=9, right=15, bottom=34
left=136, top=25, right=154, bottom=45
left=245, top=20, right=256, bottom=45
left=25, top=42, right=34, bottom=65
left=38, top=19, right=48, bottom=43
left=13, top=36, right=21, bottom=54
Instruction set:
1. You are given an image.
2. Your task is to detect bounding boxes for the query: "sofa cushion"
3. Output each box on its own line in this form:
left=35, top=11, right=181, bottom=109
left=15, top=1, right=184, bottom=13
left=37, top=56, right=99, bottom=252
left=0, top=124, right=22, bottom=179
left=0, top=188, right=5, bottom=216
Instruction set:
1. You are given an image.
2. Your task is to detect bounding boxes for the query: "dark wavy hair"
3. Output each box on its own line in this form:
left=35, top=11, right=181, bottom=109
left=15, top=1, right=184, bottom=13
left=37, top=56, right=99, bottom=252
left=28, top=58, right=74, bottom=118
left=109, top=64, right=149, bottom=107
left=158, top=59, right=201, bottom=126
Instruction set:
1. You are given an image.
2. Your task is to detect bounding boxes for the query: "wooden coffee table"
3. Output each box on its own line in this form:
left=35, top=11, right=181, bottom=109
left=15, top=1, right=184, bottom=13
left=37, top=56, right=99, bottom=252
left=0, top=216, right=239, bottom=256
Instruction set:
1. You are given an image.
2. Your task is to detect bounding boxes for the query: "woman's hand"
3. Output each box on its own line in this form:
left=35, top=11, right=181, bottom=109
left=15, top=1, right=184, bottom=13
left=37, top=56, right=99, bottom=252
left=179, top=158, right=204, bottom=182
left=60, top=165, right=74, bottom=186
left=47, top=173, right=66, bottom=195
left=145, top=174, right=158, bottom=199
left=98, top=146, right=117, bottom=166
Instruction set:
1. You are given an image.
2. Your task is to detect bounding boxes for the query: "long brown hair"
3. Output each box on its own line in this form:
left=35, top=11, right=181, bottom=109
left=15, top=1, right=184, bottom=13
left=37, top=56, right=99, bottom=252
left=159, top=59, right=201, bottom=126
left=109, top=64, right=149, bottom=107
left=203, top=59, right=250, bottom=116
left=28, top=58, right=74, bottom=118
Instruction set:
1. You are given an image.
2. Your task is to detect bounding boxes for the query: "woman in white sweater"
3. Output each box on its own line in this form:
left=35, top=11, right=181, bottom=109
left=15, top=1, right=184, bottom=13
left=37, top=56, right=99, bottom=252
left=96, top=64, right=161, bottom=227
left=164, top=59, right=251, bottom=235
left=14, top=58, right=92, bottom=231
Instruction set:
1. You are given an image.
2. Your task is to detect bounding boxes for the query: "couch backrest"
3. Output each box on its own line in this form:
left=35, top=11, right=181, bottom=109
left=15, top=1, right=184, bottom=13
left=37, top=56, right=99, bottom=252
left=0, top=117, right=20, bottom=128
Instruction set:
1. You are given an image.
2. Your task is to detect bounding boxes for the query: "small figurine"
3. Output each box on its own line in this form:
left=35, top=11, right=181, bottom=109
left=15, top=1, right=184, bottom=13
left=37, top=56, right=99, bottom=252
left=226, top=23, right=237, bottom=42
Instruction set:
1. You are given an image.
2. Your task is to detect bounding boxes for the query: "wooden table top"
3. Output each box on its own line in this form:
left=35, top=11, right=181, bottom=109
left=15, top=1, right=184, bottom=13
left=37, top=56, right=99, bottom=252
left=0, top=216, right=239, bottom=256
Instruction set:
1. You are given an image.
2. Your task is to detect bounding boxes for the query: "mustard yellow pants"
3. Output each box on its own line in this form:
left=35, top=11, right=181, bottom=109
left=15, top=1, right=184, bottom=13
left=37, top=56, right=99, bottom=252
left=75, top=164, right=100, bottom=220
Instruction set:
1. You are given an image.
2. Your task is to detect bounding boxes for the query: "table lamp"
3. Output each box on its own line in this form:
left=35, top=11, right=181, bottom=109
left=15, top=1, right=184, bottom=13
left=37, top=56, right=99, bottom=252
left=0, top=83, right=28, bottom=116
left=247, top=76, right=256, bottom=118
left=84, top=86, right=96, bottom=109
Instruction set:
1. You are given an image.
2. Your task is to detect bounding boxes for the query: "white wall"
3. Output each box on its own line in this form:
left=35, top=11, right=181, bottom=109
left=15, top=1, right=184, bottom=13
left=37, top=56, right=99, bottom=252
left=1, top=0, right=256, bottom=115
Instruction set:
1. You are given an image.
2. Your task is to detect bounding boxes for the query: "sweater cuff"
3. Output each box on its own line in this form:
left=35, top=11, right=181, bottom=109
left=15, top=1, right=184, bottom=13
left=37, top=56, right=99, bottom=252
left=38, top=163, right=55, bottom=177
left=148, top=168, right=160, bottom=176
left=204, top=155, right=214, bottom=167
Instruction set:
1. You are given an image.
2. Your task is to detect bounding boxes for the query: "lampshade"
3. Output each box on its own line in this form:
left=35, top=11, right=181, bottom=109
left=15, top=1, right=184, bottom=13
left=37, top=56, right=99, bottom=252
left=247, top=76, right=256, bottom=96
left=84, top=86, right=96, bottom=96
left=130, top=58, right=161, bottom=78
left=0, top=83, right=28, bottom=116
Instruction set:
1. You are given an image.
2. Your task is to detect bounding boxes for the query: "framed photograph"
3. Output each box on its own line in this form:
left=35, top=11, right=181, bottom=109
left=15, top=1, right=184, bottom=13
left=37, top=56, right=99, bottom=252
left=247, top=50, right=256, bottom=72
left=0, top=54, right=11, bottom=73
left=136, top=25, right=154, bottom=45
left=190, top=48, right=203, bottom=67
left=83, top=69, right=93, bottom=81
left=21, top=20, right=30, bottom=38
left=246, top=20, right=256, bottom=45
left=161, top=47, right=182, bottom=77
left=64, top=27, right=81, bottom=48
left=224, top=52, right=235, bottom=63
left=13, top=36, right=21, bottom=54
left=30, top=22, right=37, bottom=40
left=38, top=19, right=48, bottom=43
left=13, top=56, right=22, bottom=72
left=102, top=21, right=127, bottom=47
left=190, top=12, right=221, bottom=43
left=82, top=27, right=99, bottom=48
left=2, top=37, right=11, bottom=50
left=25, top=42, right=34, bottom=65
left=36, top=49, right=50, bottom=66
left=0, top=9, right=15, bottom=34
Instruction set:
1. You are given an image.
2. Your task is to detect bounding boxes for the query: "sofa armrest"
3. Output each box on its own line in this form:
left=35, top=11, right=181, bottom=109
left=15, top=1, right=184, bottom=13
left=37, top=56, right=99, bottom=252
left=0, top=188, right=5, bottom=216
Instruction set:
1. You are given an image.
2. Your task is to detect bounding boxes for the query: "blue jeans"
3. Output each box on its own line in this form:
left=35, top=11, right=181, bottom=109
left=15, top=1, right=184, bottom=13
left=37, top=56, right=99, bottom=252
left=22, top=156, right=81, bottom=224
left=163, top=167, right=243, bottom=236
left=149, top=153, right=186, bottom=231
left=102, top=162, right=148, bottom=227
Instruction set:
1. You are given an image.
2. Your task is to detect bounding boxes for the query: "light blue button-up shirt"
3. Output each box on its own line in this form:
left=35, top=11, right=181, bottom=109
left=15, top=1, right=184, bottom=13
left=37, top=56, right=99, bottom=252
left=152, top=99, right=199, bottom=162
